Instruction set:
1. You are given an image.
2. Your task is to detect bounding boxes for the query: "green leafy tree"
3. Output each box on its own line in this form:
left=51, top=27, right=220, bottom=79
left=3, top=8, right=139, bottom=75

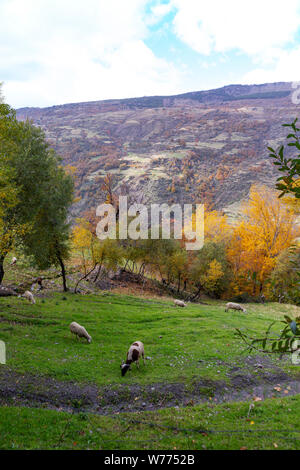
left=269, top=246, right=300, bottom=305
left=236, top=314, right=300, bottom=355
left=0, top=101, right=34, bottom=283
left=268, top=118, right=300, bottom=198
left=0, top=92, right=74, bottom=287
left=21, top=159, right=74, bottom=291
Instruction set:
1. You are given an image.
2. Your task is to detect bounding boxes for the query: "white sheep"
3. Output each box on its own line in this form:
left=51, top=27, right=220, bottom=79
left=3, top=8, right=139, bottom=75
left=121, top=341, right=145, bottom=376
left=69, top=321, right=92, bottom=343
left=23, top=290, right=36, bottom=304
left=174, top=299, right=187, bottom=308
left=10, top=257, right=17, bottom=266
left=225, top=302, right=247, bottom=313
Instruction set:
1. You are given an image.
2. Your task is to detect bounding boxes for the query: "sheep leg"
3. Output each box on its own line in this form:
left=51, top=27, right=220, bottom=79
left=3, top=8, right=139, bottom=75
left=142, top=353, right=145, bottom=366
left=136, top=359, right=140, bottom=369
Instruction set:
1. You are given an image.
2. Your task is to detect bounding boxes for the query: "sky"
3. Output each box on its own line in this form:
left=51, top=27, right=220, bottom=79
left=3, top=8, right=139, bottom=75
left=1, top=0, right=300, bottom=108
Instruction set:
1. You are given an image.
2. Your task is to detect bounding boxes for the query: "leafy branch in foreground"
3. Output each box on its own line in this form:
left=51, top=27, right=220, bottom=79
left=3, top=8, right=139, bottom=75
left=268, top=118, right=300, bottom=199
left=235, top=315, right=300, bottom=354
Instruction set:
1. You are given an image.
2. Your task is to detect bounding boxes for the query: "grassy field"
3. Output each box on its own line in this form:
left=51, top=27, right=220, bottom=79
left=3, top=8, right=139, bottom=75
left=0, top=291, right=300, bottom=450
left=1, top=395, right=300, bottom=450
left=1, top=292, right=300, bottom=385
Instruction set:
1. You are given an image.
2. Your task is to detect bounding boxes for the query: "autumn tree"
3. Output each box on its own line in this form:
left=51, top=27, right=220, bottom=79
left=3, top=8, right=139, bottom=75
left=203, top=209, right=232, bottom=244
left=191, top=241, right=231, bottom=298
left=102, top=173, right=119, bottom=216
left=227, top=185, right=299, bottom=296
left=72, top=217, right=123, bottom=293
left=237, top=121, right=300, bottom=356
left=73, top=218, right=97, bottom=275
left=168, top=248, right=189, bottom=293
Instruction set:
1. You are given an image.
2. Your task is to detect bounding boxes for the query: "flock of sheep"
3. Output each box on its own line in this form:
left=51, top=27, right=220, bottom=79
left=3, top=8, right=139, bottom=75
left=12, top=257, right=249, bottom=377
left=20, top=287, right=247, bottom=377
left=69, top=321, right=144, bottom=377
left=13, top=246, right=247, bottom=379
left=174, top=299, right=247, bottom=313
left=66, top=299, right=247, bottom=377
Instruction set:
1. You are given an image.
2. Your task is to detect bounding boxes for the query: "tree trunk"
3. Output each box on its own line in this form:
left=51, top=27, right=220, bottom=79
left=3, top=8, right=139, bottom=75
left=93, top=265, right=102, bottom=283
left=189, top=285, right=202, bottom=301
left=75, top=264, right=98, bottom=293
left=57, top=253, right=68, bottom=292
left=177, top=275, right=181, bottom=292
left=0, top=256, right=5, bottom=285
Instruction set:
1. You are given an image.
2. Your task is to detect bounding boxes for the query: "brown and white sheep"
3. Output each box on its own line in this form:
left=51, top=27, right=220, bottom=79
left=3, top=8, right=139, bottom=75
left=69, top=321, right=92, bottom=343
left=121, top=341, right=145, bottom=376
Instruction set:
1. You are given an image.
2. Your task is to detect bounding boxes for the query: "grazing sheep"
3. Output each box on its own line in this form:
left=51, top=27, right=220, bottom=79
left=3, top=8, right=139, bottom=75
left=69, top=321, right=92, bottom=343
left=10, top=257, right=17, bottom=266
left=121, top=341, right=145, bottom=377
left=225, top=302, right=247, bottom=313
left=23, top=290, right=36, bottom=304
left=174, top=299, right=187, bottom=308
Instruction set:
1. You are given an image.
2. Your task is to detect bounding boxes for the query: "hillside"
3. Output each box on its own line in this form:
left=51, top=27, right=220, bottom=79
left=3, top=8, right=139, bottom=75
left=16, top=82, right=297, bottom=216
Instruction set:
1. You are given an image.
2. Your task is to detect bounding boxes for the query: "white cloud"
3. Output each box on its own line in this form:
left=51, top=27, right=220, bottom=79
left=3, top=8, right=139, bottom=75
left=0, top=0, right=184, bottom=107
left=241, top=46, right=300, bottom=84
left=171, top=0, right=300, bottom=60
left=2, top=0, right=300, bottom=107
left=147, top=2, right=174, bottom=25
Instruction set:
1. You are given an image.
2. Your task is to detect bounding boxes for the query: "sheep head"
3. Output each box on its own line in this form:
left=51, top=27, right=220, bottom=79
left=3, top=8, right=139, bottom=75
left=120, top=363, right=130, bottom=377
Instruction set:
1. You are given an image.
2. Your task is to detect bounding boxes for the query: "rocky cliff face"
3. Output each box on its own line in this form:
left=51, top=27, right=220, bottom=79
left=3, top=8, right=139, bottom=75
left=17, top=82, right=297, bottom=217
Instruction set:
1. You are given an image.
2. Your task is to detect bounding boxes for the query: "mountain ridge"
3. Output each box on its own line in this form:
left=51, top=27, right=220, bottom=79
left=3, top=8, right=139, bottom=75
left=17, top=81, right=292, bottom=113
left=16, top=81, right=297, bottom=217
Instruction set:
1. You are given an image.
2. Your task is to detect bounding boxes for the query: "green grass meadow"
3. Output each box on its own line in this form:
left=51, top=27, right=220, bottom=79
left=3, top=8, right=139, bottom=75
left=0, top=292, right=300, bottom=449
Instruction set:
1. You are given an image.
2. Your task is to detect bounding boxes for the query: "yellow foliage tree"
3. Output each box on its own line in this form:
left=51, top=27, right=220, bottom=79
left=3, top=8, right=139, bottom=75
left=201, top=259, right=224, bottom=293
left=227, top=185, right=299, bottom=295
left=72, top=218, right=97, bottom=275
left=186, top=207, right=232, bottom=248
left=204, top=209, right=232, bottom=243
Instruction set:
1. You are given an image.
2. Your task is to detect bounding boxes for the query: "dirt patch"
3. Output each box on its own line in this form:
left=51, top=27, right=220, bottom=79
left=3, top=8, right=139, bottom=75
left=0, top=369, right=98, bottom=412
left=0, top=363, right=299, bottom=416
